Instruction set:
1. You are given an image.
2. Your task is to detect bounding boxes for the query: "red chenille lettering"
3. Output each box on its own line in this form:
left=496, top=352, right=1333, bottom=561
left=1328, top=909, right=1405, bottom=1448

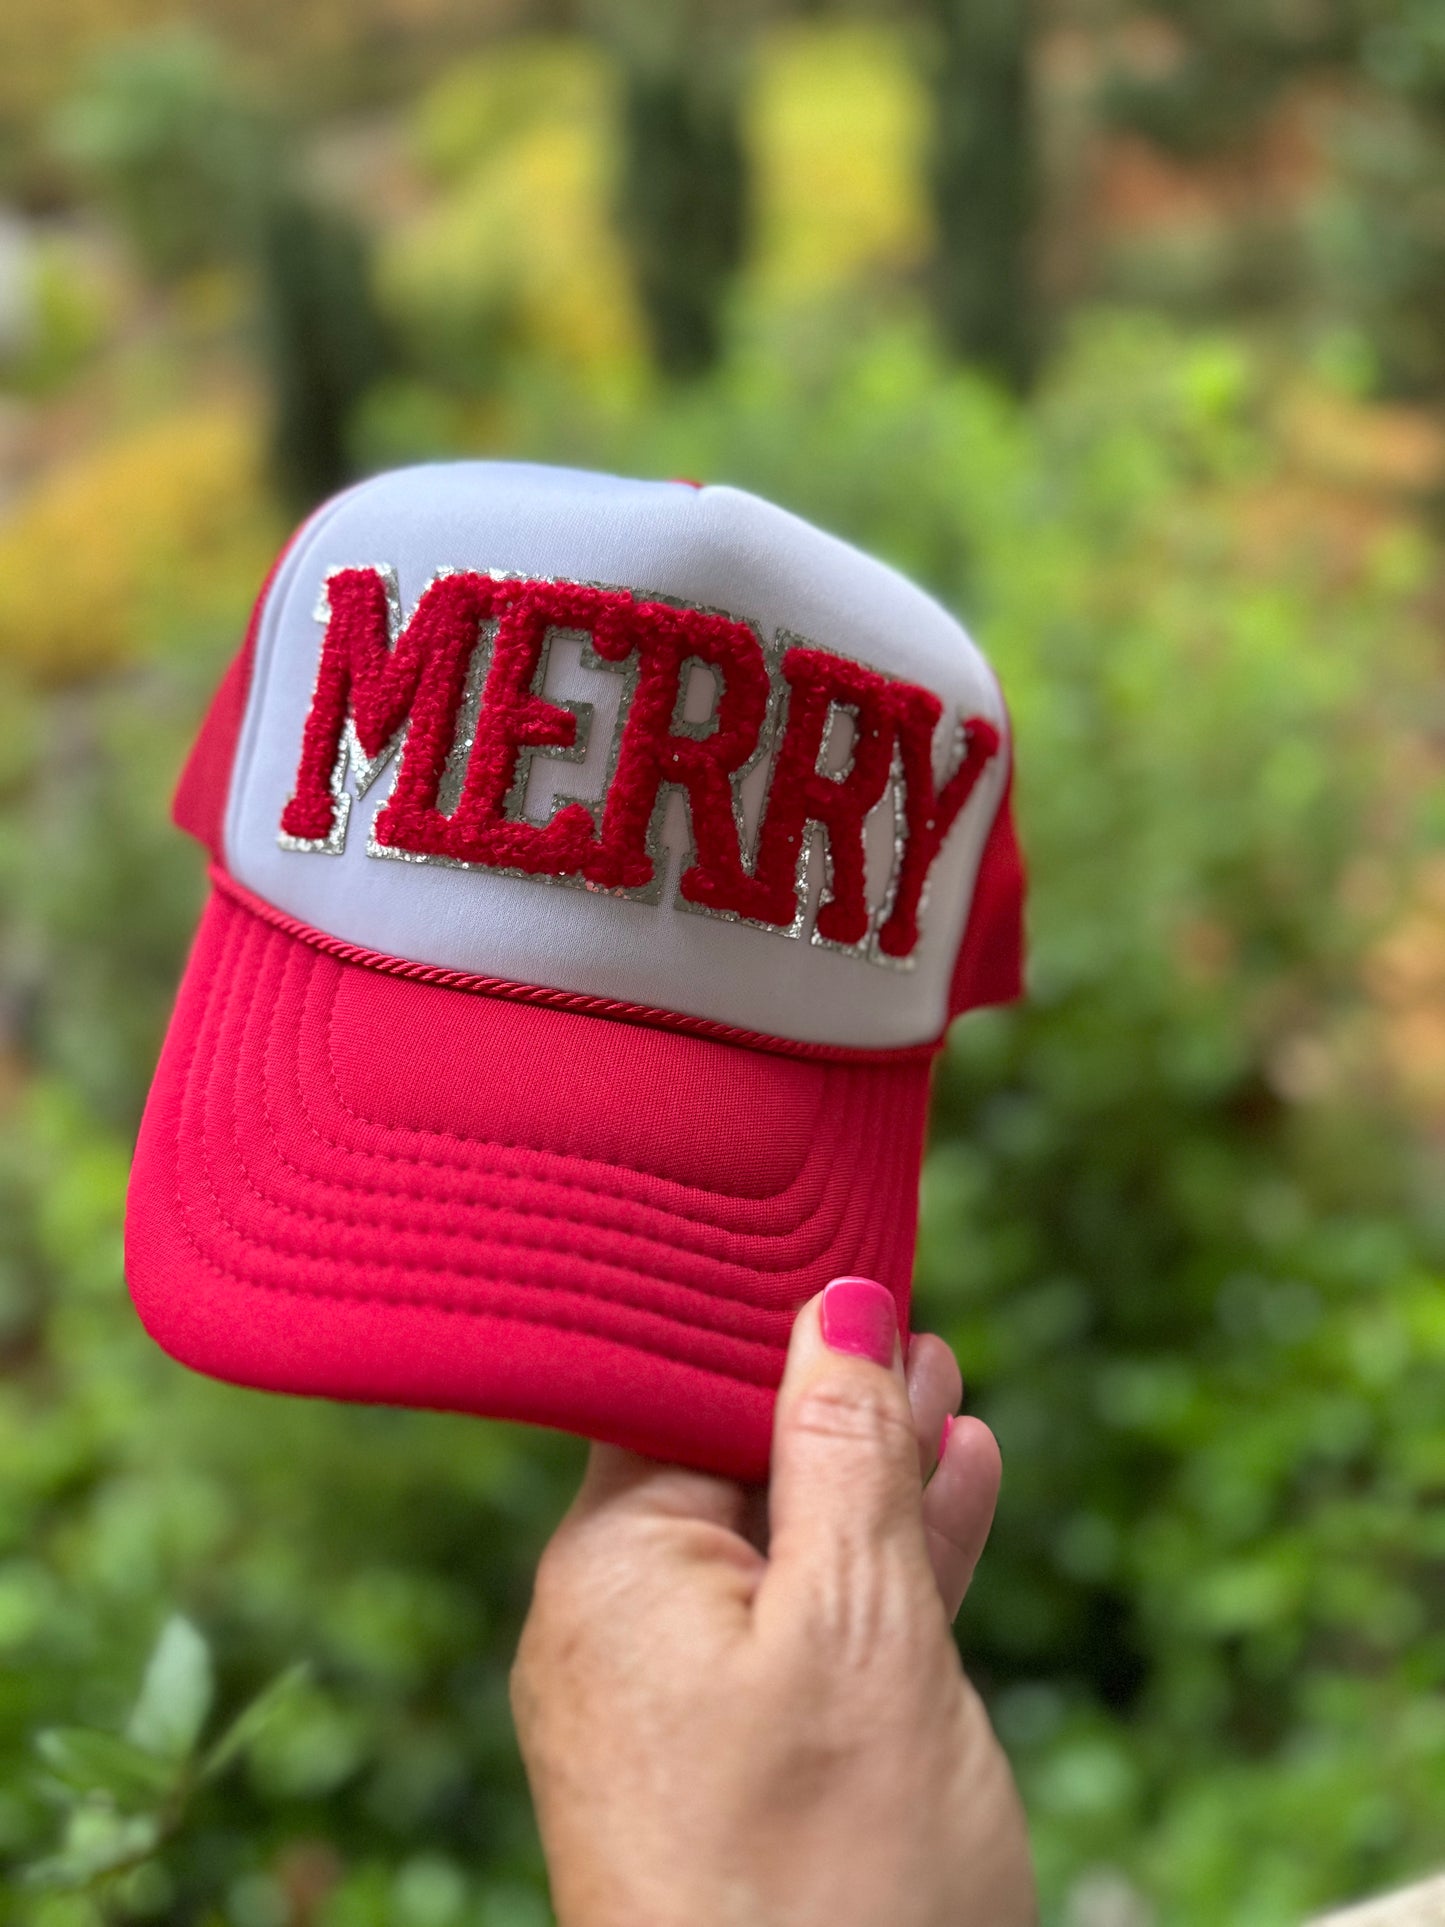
left=585, top=594, right=770, bottom=903
left=415, top=578, right=599, bottom=874
left=280, top=567, right=495, bottom=847
left=742, top=646, right=897, bottom=946
left=280, top=566, right=1000, bottom=962
left=878, top=687, right=999, bottom=959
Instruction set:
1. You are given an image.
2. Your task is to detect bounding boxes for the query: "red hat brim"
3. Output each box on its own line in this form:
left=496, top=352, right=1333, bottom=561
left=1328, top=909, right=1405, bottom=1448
left=125, top=882, right=934, bottom=1481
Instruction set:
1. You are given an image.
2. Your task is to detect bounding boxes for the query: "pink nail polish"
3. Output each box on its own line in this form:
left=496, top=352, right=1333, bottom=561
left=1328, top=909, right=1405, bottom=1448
left=938, top=1413, right=955, bottom=1462
left=820, top=1276, right=897, bottom=1367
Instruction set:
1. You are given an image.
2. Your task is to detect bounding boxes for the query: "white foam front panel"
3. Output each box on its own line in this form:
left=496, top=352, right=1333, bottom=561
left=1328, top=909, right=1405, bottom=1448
left=225, top=462, right=1008, bottom=1050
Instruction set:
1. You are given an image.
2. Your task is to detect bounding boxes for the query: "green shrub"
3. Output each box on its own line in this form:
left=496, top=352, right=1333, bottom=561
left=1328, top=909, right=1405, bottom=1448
left=1, top=310, right=1440, bottom=1925
left=51, top=30, right=272, bottom=281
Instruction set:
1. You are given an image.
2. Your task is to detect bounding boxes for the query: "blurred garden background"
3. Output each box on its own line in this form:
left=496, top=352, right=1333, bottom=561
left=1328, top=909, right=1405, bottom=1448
left=0, top=1, right=1443, bottom=1922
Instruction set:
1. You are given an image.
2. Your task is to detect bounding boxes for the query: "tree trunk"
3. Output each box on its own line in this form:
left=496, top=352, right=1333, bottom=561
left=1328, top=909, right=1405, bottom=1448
left=926, top=0, right=1038, bottom=392
left=591, top=0, right=751, bottom=381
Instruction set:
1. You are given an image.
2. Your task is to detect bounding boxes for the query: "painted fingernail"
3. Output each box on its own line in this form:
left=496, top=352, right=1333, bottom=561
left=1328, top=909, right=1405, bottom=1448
left=820, top=1276, right=897, bottom=1367
left=938, top=1413, right=955, bottom=1462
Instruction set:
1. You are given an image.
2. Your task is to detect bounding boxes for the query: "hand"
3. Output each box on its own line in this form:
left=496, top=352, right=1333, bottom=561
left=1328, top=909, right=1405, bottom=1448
left=511, top=1276, right=1036, bottom=1927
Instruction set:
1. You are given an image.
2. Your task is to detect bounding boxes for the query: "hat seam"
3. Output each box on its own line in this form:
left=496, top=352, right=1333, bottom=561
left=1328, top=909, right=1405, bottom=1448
left=209, top=866, right=944, bottom=1066
left=241, top=890, right=878, bottom=1253
left=161, top=1230, right=786, bottom=1393
left=319, top=952, right=822, bottom=1207
left=179, top=900, right=883, bottom=1344
left=174, top=916, right=787, bottom=1376
left=280, top=903, right=879, bottom=1284
left=239, top=909, right=829, bottom=1319
left=286, top=915, right=861, bottom=1253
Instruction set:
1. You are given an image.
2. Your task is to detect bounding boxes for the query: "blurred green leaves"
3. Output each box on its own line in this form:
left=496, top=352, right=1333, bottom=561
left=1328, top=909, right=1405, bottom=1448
left=465, top=308, right=1435, bottom=1920
left=51, top=29, right=275, bottom=280
left=124, top=1618, right=213, bottom=1763
left=1, top=154, right=1443, bottom=1927
left=27, top=1616, right=306, bottom=1898
left=3, top=6, right=1443, bottom=1921
left=50, top=28, right=388, bottom=509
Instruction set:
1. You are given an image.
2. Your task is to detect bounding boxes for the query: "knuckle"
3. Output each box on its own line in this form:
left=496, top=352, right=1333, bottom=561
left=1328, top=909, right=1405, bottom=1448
left=797, top=1555, right=936, bottom=1670
left=789, top=1375, right=916, bottom=1460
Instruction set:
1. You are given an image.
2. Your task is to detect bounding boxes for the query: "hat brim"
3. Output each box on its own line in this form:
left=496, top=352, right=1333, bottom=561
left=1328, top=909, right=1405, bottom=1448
left=125, top=884, right=933, bottom=1481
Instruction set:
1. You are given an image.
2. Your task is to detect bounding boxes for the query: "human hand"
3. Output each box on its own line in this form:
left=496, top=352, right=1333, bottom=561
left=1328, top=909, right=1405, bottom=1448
left=511, top=1276, right=1035, bottom=1927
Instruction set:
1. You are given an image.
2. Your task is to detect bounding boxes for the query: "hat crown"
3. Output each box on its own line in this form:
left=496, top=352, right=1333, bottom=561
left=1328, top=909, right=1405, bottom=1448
left=220, top=462, right=1012, bottom=1051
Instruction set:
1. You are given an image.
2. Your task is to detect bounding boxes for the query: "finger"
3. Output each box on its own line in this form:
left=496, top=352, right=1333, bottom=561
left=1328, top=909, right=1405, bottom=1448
left=762, top=1277, right=931, bottom=1613
left=921, top=1415, right=1003, bottom=1620
left=906, top=1331, right=963, bottom=1481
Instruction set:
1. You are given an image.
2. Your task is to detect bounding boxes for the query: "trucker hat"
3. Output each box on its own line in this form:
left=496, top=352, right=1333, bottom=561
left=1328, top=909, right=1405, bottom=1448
left=124, top=461, right=1024, bottom=1481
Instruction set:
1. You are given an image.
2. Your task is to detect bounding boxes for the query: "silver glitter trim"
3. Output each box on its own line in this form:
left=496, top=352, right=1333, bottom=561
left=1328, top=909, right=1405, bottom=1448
left=670, top=655, right=723, bottom=740
left=807, top=697, right=881, bottom=962
left=365, top=579, right=663, bottom=904
left=861, top=738, right=917, bottom=973
left=670, top=629, right=808, bottom=942
left=277, top=563, right=411, bottom=857
left=434, top=619, right=496, bottom=817
left=277, top=566, right=993, bottom=969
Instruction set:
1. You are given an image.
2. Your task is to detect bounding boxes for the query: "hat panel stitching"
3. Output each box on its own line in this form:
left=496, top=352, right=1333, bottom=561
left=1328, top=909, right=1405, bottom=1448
left=168, top=904, right=785, bottom=1383
left=290, top=926, right=849, bottom=1257
left=192, top=903, right=873, bottom=1345
left=246, top=912, right=820, bottom=1328
left=321, top=940, right=832, bottom=1194
left=303, top=921, right=878, bottom=1276
left=213, top=867, right=941, bottom=1065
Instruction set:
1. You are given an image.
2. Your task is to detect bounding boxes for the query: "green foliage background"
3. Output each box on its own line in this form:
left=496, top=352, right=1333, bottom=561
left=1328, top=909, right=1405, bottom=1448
left=0, top=12, right=1443, bottom=1927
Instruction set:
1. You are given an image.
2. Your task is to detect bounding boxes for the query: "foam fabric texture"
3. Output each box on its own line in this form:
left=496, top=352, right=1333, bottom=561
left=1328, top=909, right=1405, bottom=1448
left=226, top=463, right=1010, bottom=1050
left=126, top=462, right=1025, bottom=1479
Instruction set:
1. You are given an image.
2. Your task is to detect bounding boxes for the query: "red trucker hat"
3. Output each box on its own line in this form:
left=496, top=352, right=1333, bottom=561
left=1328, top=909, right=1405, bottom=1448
left=125, top=462, right=1024, bottom=1481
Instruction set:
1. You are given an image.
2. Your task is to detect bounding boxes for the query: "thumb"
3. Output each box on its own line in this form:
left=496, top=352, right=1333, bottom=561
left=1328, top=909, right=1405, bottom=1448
left=761, top=1277, right=930, bottom=1613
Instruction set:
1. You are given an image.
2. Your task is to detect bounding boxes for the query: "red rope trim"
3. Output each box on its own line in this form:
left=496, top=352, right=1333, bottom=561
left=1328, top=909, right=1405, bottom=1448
left=207, top=866, right=943, bottom=1067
